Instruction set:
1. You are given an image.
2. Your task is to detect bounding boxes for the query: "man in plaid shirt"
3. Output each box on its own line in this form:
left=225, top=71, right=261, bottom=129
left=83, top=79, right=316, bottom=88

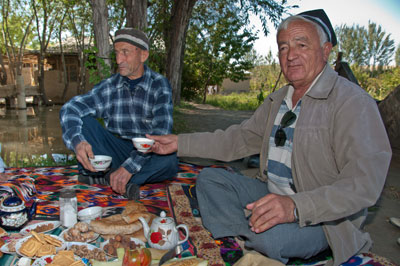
left=60, top=28, right=178, bottom=200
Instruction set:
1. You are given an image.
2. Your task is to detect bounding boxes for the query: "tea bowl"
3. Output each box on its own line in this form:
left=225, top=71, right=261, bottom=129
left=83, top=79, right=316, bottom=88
left=89, top=155, right=112, bottom=171
left=132, top=138, right=155, bottom=153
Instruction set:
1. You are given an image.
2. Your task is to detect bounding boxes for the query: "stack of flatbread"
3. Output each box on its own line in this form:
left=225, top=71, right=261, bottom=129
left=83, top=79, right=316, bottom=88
left=89, top=201, right=153, bottom=241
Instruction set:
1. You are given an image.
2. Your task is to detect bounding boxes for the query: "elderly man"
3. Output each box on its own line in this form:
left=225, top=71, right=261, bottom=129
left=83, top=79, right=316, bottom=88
left=149, top=9, right=392, bottom=266
left=60, top=28, right=178, bottom=200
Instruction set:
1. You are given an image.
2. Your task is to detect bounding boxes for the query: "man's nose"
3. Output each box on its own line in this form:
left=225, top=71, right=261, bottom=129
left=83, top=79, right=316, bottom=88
left=116, top=54, right=124, bottom=64
left=287, top=47, right=297, bottom=60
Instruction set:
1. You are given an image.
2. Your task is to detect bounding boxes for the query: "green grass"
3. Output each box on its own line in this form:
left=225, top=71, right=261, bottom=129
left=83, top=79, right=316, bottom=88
left=205, top=92, right=261, bottom=111
left=5, top=152, right=77, bottom=167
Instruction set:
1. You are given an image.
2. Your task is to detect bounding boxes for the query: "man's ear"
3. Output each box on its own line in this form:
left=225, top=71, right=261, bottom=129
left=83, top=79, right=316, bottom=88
left=323, top=42, right=333, bottom=62
left=141, top=50, right=149, bottom=63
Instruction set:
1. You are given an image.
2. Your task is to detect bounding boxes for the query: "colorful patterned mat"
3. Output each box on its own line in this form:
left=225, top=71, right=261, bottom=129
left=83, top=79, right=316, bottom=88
left=0, top=163, right=211, bottom=218
left=1, top=165, right=396, bottom=266
left=167, top=184, right=398, bottom=266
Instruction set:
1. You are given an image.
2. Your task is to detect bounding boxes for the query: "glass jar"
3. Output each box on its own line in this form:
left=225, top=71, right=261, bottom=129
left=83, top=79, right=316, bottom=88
left=59, top=189, right=77, bottom=228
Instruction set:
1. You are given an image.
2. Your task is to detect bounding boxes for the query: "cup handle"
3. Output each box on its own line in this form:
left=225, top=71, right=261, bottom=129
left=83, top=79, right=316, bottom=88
left=176, top=224, right=189, bottom=245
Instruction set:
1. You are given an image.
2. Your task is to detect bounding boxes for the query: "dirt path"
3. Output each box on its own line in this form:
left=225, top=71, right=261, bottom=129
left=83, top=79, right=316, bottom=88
left=176, top=103, right=254, bottom=133
left=177, top=102, right=400, bottom=264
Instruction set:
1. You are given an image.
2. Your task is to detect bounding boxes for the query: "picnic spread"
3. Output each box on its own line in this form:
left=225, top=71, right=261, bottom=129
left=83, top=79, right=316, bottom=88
left=0, top=164, right=396, bottom=266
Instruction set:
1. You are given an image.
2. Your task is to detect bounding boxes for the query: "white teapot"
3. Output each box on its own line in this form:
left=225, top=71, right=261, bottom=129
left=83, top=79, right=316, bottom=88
left=139, top=211, right=189, bottom=250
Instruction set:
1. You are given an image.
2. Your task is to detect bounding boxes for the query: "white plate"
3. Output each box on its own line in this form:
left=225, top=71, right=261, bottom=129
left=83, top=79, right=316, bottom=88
left=100, top=237, right=145, bottom=258
left=15, top=235, right=66, bottom=258
left=67, top=241, right=108, bottom=261
left=20, top=221, right=61, bottom=235
left=0, top=242, right=16, bottom=254
left=31, top=254, right=85, bottom=266
left=60, top=228, right=99, bottom=243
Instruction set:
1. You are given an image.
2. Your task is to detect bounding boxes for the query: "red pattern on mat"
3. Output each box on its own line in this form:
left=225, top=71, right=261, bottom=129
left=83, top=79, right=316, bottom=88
left=168, top=184, right=225, bottom=266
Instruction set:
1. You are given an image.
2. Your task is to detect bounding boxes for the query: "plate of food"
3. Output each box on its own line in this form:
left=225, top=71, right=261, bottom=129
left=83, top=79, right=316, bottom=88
left=20, top=221, right=61, bottom=235
left=0, top=241, right=16, bottom=254
left=31, top=252, right=86, bottom=266
left=67, top=241, right=107, bottom=261
left=100, top=235, right=145, bottom=258
left=15, top=232, right=66, bottom=258
left=60, top=227, right=99, bottom=243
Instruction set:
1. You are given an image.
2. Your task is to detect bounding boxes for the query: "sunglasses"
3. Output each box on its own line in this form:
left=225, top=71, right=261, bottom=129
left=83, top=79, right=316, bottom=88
left=274, top=110, right=297, bottom=147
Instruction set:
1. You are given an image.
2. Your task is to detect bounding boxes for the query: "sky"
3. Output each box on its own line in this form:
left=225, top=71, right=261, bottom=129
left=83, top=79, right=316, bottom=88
left=252, top=0, right=400, bottom=62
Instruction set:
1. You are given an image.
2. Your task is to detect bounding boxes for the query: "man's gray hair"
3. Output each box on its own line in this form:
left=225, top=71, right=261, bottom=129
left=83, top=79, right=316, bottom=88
left=277, top=16, right=329, bottom=47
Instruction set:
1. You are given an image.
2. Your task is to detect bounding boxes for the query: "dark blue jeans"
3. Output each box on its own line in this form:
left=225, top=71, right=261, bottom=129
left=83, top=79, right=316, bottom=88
left=78, top=116, right=178, bottom=185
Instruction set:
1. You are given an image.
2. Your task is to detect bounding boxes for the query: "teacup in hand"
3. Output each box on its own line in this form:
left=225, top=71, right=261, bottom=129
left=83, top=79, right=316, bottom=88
left=90, top=155, right=112, bottom=171
left=132, top=137, right=155, bottom=153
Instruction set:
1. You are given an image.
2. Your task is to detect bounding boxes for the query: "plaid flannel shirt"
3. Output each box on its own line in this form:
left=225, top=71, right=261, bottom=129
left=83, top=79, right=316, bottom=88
left=60, top=65, right=173, bottom=174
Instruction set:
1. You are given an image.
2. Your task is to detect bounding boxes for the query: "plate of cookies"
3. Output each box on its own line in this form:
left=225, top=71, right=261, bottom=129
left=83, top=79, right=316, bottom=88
left=20, top=221, right=61, bottom=235
left=31, top=251, right=86, bottom=266
left=15, top=231, right=66, bottom=258
left=60, top=222, right=99, bottom=243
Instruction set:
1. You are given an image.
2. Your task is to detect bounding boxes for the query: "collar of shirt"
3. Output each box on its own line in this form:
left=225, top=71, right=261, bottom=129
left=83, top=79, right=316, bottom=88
left=116, top=65, right=151, bottom=91
left=284, top=65, right=326, bottom=110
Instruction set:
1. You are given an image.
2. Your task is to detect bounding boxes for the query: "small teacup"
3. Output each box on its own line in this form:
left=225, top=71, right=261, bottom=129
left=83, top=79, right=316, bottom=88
left=132, top=138, right=155, bottom=153
left=90, top=155, right=112, bottom=171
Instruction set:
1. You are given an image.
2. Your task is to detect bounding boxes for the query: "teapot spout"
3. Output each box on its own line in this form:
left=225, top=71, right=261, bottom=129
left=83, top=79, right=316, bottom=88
left=138, top=216, right=150, bottom=238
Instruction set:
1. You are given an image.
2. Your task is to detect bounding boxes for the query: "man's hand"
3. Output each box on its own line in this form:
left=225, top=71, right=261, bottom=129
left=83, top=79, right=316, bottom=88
left=246, top=193, right=297, bottom=233
left=146, top=134, right=178, bottom=154
left=110, top=167, right=132, bottom=195
left=75, top=141, right=96, bottom=172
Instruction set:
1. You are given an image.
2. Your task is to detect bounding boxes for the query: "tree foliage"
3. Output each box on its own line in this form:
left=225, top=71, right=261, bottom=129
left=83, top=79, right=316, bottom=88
left=182, top=0, right=257, bottom=103
left=335, top=21, right=395, bottom=72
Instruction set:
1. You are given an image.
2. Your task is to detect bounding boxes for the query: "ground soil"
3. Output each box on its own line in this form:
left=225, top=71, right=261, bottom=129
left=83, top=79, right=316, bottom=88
left=177, top=102, right=400, bottom=264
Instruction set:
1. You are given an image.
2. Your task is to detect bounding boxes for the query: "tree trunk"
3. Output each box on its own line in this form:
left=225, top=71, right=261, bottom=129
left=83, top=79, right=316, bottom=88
left=58, top=19, right=69, bottom=103
left=38, top=53, right=49, bottom=105
left=16, top=75, right=26, bottom=109
left=0, top=54, right=7, bottom=85
left=165, top=0, right=197, bottom=105
left=123, top=0, right=147, bottom=30
left=91, top=0, right=111, bottom=79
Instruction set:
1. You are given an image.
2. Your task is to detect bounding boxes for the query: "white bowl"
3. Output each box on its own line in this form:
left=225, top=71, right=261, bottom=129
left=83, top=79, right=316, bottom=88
left=89, top=155, right=112, bottom=171
left=78, top=206, right=102, bottom=223
left=132, top=138, right=155, bottom=152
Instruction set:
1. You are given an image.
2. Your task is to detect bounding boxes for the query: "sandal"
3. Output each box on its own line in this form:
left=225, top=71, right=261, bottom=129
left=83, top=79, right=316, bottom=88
left=389, top=217, right=400, bottom=229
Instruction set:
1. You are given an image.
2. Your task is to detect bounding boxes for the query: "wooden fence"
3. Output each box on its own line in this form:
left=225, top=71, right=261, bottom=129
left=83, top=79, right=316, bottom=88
left=0, top=84, right=41, bottom=107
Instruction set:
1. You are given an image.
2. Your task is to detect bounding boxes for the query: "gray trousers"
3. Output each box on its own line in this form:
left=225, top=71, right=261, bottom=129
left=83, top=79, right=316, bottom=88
left=196, top=168, right=328, bottom=264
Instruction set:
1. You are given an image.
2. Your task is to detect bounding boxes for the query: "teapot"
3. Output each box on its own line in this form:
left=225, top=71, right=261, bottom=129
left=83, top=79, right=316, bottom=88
left=139, top=211, right=189, bottom=250
left=0, top=196, right=37, bottom=230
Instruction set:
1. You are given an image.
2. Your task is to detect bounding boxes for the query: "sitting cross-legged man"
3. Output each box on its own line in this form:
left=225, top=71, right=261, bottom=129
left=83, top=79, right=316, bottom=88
left=148, top=9, right=392, bottom=266
left=60, top=28, right=178, bottom=200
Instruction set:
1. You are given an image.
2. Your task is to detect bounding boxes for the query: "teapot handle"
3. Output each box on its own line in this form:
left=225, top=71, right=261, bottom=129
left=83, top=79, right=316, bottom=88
left=176, top=224, right=189, bottom=245
left=29, top=199, right=38, bottom=220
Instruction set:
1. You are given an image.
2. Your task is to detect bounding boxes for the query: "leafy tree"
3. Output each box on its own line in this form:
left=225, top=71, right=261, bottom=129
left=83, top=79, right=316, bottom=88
left=335, top=24, right=368, bottom=66
left=395, top=44, right=400, bottom=67
left=1, top=0, right=34, bottom=82
left=335, top=21, right=395, bottom=73
left=250, top=49, right=284, bottom=97
left=183, top=0, right=257, bottom=103
left=32, top=0, right=64, bottom=105
left=366, top=21, right=395, bottom=72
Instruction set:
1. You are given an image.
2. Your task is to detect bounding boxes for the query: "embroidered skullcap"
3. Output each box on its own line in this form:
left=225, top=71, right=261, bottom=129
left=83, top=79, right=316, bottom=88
left=115, top=28, right=149, bottom=50
left=298, top=9, right=337, bottom=47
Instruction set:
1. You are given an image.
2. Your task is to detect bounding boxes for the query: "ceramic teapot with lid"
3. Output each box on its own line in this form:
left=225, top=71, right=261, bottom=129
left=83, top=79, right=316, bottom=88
left=139, top=211, right=189, bottom=250
left=0, top=196, right=37, bottom=230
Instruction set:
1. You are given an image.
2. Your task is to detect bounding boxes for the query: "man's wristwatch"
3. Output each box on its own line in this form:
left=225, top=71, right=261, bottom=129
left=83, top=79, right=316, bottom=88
left=294, top=207, right=299, bottom=222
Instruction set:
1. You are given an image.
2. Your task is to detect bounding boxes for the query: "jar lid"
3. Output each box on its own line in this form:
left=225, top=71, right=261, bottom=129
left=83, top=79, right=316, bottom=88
left=0, top=196, right=25, bottom=212
left=60, top=189, right=76, bottom=198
